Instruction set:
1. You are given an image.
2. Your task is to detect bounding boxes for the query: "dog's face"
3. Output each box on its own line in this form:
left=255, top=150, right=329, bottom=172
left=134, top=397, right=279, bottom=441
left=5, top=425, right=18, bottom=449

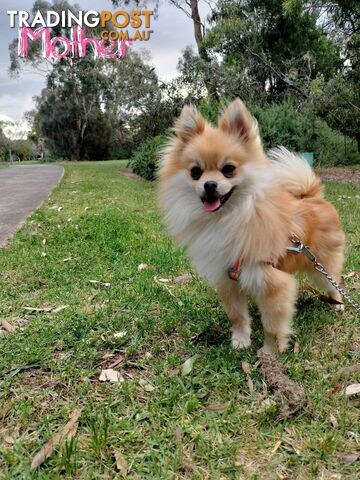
left=167, top=99, right=267, bottom=213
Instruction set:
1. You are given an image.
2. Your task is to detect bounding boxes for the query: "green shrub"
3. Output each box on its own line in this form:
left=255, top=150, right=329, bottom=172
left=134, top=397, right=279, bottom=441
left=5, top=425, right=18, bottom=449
left=112, top=145, right=134, bottom=160
left=252, top=101, right=359, bottom=166
left=129, top=100, right=358, bottom=179
left=197, top=98, right=359, bottom=165
left=40, top=153, right=60, bottom=163
left=252, top=101, right=313, bottom=152
left=198, top=98, right=222, bottom=124
left=128, top=135, right=165, bottom=180
left=312, top=118, right=359, bottom=166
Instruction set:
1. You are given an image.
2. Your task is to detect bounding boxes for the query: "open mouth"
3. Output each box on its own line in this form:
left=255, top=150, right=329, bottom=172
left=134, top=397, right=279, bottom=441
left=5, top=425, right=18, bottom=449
left=201, top=187, right=236, bottom=213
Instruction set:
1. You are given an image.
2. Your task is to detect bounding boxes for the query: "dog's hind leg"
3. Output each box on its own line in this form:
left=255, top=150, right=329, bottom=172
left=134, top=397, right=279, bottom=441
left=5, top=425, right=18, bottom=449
left=217, top=283, right=252, bottom=349
left=307, top=246, right=345, bottom=312
left=308, top=270, right=345, bottom=312
left=256, top=269, right=297, bottom=355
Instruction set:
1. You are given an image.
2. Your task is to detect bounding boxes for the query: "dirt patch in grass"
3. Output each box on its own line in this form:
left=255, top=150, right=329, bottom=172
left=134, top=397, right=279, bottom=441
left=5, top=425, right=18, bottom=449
left=316, top=166, right=360, bottom=184
left=21, top=369, right=59, bottom=390
left=119, top=168, right=147, bottom=182
left=259, top=353, right=309, bottom=419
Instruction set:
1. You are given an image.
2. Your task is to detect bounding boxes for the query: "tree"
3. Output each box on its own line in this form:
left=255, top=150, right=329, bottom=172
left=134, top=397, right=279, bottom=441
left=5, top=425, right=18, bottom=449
left=10, top=0, right=167, bottom=160
left=113, top=0, right=217, bottom=96
left=11, top=139, right=34, bottom=161
left=202, top=1, right=341, bottom=101
left=33, top=50, right=161, bottom=160
left=0, top=126, right=10, bottom=161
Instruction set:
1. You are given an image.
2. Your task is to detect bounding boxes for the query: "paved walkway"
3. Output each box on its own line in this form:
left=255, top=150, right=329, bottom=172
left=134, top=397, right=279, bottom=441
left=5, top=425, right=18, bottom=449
left=0, top=165, right=64, bottom=247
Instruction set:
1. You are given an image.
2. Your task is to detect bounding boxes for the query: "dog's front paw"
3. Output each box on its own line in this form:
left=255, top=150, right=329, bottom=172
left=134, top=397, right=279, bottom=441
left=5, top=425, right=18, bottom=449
left=333, top=302, right=345, bottom=313
left=231, top=333, right=251, bottom=350
left=257, top=344, right=275, bottom=356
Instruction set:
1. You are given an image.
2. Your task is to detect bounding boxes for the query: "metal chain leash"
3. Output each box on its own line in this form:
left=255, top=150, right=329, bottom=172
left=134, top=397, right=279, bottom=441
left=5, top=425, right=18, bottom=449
left=290, top=234, right=360, bottom=315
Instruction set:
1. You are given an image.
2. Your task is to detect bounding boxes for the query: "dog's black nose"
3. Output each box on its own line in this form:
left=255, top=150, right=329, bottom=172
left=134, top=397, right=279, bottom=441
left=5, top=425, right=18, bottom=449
left=204, top=181, right=218, bottom=194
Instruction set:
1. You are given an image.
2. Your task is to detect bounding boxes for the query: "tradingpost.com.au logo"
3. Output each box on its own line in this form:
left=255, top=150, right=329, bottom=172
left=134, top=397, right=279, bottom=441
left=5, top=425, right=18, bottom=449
left=7, top=8, right=154, bottom=59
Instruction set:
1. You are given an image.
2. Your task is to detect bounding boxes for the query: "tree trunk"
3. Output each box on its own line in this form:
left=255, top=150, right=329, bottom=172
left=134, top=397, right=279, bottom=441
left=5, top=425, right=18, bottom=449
left=170, top=0, right=218, bottom=99
left=190, top=0, right=203, bottom=47
left=189, top=0, right=218, bottom=99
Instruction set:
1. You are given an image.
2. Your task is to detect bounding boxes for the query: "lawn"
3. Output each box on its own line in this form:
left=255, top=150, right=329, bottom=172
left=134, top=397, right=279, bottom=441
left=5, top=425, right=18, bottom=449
left=0, top=161, right=359, bottom=479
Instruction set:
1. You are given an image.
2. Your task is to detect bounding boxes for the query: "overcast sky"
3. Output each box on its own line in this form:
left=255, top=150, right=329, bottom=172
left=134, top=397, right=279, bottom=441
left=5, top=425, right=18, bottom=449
left=0, top=0, right=212, bottom=124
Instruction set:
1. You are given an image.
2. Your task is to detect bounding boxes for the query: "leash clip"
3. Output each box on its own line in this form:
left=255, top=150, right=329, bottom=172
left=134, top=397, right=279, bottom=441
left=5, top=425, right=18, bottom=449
left=288, top=233, right=304, bottom=255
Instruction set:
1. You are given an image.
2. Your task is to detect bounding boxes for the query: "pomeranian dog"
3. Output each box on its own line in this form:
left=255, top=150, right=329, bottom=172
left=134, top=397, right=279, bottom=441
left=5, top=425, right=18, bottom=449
left=158, top=99, right=345, bottom=354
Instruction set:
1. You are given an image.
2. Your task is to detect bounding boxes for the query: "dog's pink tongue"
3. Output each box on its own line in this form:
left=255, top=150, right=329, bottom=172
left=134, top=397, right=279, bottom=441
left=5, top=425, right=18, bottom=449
left=203, top=199, right=221, bottom=212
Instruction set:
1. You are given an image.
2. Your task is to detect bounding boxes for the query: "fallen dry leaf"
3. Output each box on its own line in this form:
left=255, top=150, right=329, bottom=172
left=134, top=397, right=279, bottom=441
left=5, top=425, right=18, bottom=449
left=181, top=355, right=197, bottom=376
left=114, top=449, right=128, bottom=474
left=241, top=361, right=251, bottom=375
left=174, top=274, right=192, bottom=283
left=333, top=364, right=360, bottom=380
left=271, top=440, right=282, bottom=454
left=107, top=355, right=124, bottom=369
left=137, top=263, right=148, bottom=271
left=0, top=319, right=16, bottom=333
left=329, top=413, right=338, bottom=428
left=114, top=331, right=127, bottom=339
left=246, top=377, right=254, bottom=394
left=139, top=379, right=155, bottom=392
left=4, top=435, right=15, bottom=445
left=197, top=391, right=209, bottom=399
left=175, top=427, right=182, bottom=443
left=51, top=305, right=68, bottom=314
left=30, top=409, right=81, bottom=471
left=89, top=280, right=111, bottom=288
left=342, top=383, right=360, bottom=396
left=340, top=451, right=359, bottom=465
left=343, top=270, right=359, bottom=279
left=1, top=401, right=14, bottom=420
left=242, top=361, right=254, bottom=394
left=294, top=341, right=300, bottom=354
left=99, top=369, right=124, bottom=383
left=205, top=401, right=232, bottom=412
left=234, top=452, right=259, bottom=473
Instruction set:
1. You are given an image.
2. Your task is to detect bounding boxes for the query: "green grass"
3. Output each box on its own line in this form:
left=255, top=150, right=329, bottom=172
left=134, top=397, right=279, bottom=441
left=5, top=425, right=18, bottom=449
left=0, top=161, right=359, bottom=479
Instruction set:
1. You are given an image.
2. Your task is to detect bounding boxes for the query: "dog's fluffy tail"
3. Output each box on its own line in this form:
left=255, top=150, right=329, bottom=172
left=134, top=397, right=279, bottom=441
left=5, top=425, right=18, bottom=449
left=268, top=146, right=323, bottom=199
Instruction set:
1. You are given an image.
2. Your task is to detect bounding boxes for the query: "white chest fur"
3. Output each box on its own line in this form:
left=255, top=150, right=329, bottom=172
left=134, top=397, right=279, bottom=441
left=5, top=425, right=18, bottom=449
left=160, top=171, right=264, bottom=289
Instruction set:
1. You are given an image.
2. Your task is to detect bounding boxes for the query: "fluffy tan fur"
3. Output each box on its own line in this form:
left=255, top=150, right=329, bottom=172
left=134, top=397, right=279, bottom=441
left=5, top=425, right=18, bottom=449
left=158, top=99, right=345, bottom=354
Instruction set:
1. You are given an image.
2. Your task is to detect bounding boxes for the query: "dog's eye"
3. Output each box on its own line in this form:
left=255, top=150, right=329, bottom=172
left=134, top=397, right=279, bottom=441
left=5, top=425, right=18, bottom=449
left=190, top=166, right=203, bottom=180
left=222, top=164, right=236, bottom=178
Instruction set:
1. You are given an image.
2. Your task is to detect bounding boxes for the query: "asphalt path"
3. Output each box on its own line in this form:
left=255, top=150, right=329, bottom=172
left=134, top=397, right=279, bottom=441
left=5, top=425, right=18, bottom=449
left=0, top=165, right=64, bottom=247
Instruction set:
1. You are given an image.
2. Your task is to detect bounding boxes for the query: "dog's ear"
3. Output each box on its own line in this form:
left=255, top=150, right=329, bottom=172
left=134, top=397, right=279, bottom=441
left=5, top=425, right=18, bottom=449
left=219, top=99, right=259, bottom=144
left=175, top=105, right=205, bottom=142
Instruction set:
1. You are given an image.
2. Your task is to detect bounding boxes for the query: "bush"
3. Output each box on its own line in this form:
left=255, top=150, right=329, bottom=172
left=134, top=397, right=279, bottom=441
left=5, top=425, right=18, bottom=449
left=312, top=119, right=359, bottom=166
left=40, top=153, right=60, bottom=163
left=129, top=99, right=359, bottom=179
left=252, top=101, right=313, bottom=152
left=252, top=101, right=359, bottom=166
left=128, top=135, right=165, bottom=180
